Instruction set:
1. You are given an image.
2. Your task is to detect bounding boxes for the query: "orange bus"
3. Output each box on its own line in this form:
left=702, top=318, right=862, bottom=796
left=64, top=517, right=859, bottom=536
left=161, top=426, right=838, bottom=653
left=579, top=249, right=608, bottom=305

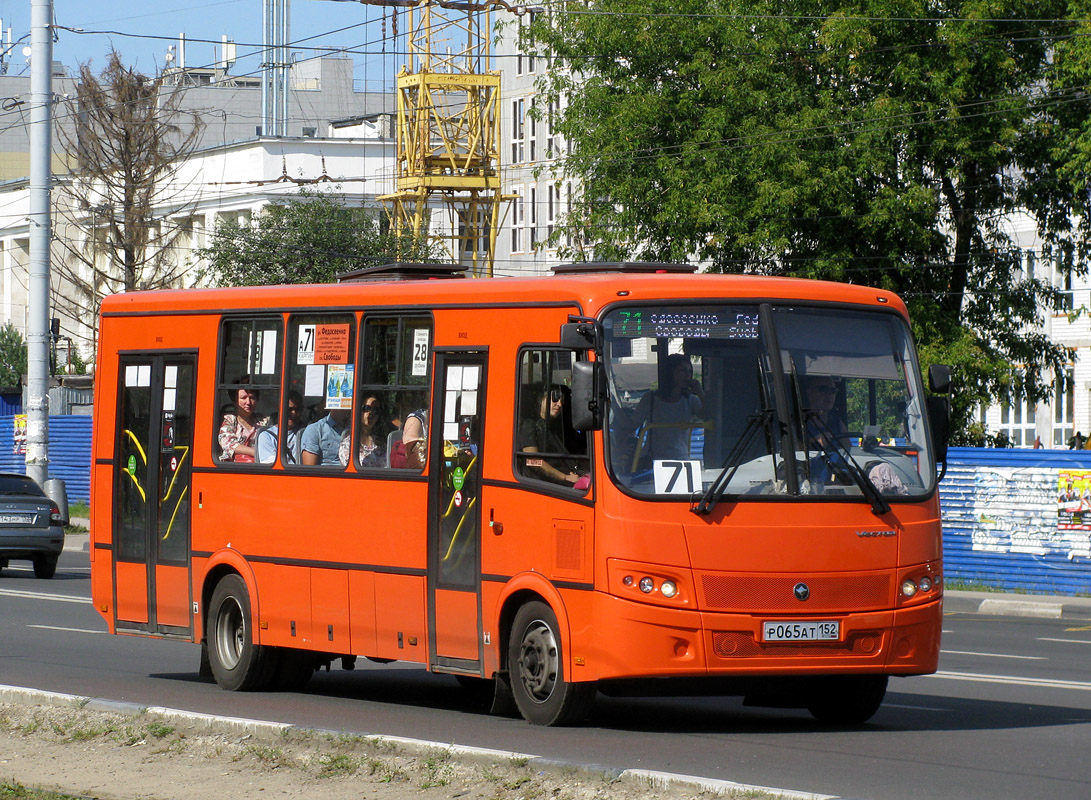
left=89, top=262, right=950, bottom=726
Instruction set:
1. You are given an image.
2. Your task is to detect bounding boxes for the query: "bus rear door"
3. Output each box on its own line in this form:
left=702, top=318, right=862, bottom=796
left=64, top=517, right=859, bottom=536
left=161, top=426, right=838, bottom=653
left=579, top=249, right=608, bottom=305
left=427, top=351, right=487, bottom=674
left=113, top=353, right=197, bottom=637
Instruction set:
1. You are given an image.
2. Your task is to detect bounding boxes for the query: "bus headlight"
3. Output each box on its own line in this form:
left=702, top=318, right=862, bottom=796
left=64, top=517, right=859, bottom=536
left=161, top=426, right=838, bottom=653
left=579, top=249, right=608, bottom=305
left=901, top=579, right=918, bottom=598
left=639, top=576, right=655, bottom=594
left=660, top=580, right=678, bottom=598
left=919, top=576, right=933, bottom=593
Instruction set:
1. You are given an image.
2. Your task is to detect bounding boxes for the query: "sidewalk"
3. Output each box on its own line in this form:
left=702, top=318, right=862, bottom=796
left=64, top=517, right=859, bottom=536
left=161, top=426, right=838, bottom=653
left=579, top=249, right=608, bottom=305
left=62, top=523, right=1090, bottom=621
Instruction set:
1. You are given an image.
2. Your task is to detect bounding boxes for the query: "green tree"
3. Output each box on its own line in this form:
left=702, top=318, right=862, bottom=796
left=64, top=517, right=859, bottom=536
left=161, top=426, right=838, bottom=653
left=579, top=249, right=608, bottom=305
left=527, top=1, right=1090, bottom=442
left=0, top=323, right=27, bottom=388
left=198, top=190, right=436, bottom=286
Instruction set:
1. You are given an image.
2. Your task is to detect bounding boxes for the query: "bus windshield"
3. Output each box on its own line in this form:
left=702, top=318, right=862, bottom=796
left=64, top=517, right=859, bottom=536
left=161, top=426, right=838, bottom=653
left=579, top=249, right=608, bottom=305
left=604, top=303, right=934, bottom=501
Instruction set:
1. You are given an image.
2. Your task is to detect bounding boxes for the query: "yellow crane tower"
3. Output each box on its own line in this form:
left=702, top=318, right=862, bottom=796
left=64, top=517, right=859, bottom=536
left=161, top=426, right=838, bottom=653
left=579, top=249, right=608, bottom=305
left=360, top=0, right=520, bottom=277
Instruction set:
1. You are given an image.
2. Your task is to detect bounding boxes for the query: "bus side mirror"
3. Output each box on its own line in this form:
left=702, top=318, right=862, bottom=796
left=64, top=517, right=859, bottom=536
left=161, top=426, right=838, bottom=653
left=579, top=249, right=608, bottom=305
left=928, top=364, right=951, bottom=394
left=560, top=319, right=601, bottom=350
left=926, top=395, right=950, bottom=464
left=571, top=360, right=606, bottom=431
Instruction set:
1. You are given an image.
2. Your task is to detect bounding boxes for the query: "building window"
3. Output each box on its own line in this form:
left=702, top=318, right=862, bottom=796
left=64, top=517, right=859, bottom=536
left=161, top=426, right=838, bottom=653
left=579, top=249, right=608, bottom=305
left=511, top=98, right=525, bottom=164
left=1054, top=366, right=1076, bottom=447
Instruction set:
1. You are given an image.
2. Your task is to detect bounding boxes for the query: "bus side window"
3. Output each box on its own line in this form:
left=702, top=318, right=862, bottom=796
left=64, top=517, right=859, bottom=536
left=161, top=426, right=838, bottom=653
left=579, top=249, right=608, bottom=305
left=287, top=314, right=357, bottom=469
left=215, top=317, right=283, bottom=466
left=515, top=348, right=590, bottom=490
left=360, top=314, right=432, bottom=471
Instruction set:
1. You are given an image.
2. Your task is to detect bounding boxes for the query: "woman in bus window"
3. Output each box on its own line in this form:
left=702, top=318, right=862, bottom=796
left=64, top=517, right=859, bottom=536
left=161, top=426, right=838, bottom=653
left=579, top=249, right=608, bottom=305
left=218, top=379, right=268, bottom=463
left=340, top=394, right=390, bottom=467
left=519, top=385, right=586, bottom=487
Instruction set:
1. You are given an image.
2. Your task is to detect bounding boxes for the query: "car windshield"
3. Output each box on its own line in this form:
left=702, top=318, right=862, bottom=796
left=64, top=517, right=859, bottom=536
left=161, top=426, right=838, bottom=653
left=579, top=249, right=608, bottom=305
left=0, top=475, right=45, bottom=496
left=603, top=303, right=934, bottom=502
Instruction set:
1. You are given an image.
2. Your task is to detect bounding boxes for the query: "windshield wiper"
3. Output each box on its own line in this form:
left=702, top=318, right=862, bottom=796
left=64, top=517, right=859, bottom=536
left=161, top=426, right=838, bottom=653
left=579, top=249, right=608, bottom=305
left=806, top=413, right=890, bottom=516
left=691, top=409, right=774, bottom=516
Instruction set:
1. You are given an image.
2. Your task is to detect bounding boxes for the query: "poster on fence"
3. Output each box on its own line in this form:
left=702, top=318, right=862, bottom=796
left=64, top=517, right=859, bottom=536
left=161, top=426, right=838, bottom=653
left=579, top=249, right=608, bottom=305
left=1057, top=469, right=1091, bottom=530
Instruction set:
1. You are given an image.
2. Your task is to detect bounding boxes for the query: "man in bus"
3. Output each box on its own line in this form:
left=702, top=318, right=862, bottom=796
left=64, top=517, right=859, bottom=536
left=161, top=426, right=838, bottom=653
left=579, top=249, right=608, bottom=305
left=257, top=390, right=304, bottom=465
left=301, top=406, right=351, bottom=466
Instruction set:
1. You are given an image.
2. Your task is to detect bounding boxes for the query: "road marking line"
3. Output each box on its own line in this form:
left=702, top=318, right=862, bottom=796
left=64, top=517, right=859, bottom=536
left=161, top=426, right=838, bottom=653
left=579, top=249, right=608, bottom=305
left=27, top=625, right=102, bottom=634
left=941, top=649, right=1046, bottom=660
left=1038, top=637, right=1091, bottom=645
left=0, top=588, right=91, bottom=604
left=884, top=702, right=947, bottom=712
left=929, top=670, right=1091, bottom=691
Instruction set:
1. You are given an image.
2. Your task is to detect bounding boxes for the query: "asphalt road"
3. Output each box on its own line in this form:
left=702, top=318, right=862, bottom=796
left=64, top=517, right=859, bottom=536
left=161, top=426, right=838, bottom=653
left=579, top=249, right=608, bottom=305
left=2, top=544, right=1090, bottom=800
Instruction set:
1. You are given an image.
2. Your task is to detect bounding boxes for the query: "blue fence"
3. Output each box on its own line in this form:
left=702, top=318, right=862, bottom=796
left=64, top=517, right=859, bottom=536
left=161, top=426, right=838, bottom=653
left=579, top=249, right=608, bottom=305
left=0, top=415, right=92, bottom=502
left=0, top=417, right=1087, bottom=596
left=941, top=447, right=1091, bottom=597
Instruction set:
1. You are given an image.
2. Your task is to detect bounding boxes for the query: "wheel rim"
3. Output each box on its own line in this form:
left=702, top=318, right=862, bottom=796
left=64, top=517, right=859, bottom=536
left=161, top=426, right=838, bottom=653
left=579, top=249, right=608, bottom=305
left=517, top=619, right=558, bottom=704
left=214, top=597, right=245, bottom=671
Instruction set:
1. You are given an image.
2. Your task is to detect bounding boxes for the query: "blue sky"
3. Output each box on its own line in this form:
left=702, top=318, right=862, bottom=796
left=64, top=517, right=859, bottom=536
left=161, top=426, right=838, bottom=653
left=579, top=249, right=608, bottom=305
left=0, top=1, right=396, bottom=90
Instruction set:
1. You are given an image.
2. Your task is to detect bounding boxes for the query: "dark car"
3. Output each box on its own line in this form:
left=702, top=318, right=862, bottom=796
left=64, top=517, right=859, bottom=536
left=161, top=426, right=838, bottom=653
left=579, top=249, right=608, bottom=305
left=0, top=473, right=66, bottom=578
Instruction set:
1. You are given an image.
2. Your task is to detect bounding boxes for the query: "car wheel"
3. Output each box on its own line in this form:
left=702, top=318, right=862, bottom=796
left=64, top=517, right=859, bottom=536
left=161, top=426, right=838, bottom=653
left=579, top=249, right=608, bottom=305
left=508, top=601, right=595, bottom=726
left=32, top=554, right=58, bottom=579
left=207, top=574, right=276, bottom=691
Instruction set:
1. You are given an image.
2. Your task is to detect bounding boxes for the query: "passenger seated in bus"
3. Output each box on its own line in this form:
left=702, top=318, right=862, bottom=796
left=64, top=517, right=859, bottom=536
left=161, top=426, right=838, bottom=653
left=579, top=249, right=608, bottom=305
left=519, top=385, right=587, bottom=488
left=257, top=390, right=303, bottom=465
left=390, top=407, right=428, bottom=469
left=339, top=394, right=390, bottom=467
left=301, top=407, right=351, bottom=466
left=630, top=353, right=704, bottom=463
left=218, top=378, right=268, bottom=463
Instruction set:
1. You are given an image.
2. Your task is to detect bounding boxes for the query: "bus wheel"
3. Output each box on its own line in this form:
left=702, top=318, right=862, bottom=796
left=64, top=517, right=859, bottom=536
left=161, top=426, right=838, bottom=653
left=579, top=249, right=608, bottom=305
left=208, top=574, right=275, bottom=691
left=807, top=675, right=888, bottom=725
left=508, top=601, right=595, bottom=726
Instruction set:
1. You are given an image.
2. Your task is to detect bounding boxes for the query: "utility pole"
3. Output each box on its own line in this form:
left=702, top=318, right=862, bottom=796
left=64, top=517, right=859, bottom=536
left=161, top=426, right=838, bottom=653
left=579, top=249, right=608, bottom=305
left=26, top=0, right=52, bottom=484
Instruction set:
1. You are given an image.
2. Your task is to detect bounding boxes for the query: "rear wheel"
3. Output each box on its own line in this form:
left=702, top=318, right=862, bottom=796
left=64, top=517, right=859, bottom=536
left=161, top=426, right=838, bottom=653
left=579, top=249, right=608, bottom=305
left=807, top=675, right=888, bottom=725
left=207, top=574, right=276, bottom=691
left=32, top=554, right=58, bottom=579
left=508, top=601, right=595, bottom=726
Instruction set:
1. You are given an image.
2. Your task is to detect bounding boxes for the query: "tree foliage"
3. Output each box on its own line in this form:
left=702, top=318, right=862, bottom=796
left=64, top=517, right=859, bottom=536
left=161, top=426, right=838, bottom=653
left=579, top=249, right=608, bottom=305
left=527, top=1, right=1091, bottom=441
left=0, top=323, right=27, bottom=388
left=198, top=190, right=437, bottom=286
left=53, top=50, right=203, bottom=352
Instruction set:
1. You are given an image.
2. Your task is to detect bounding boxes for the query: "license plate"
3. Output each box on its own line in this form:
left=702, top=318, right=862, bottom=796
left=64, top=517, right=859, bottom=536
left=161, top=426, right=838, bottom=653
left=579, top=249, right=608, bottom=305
left=0, top=513, right=34, bottom=524
left=762, top=620, right=840, bottom=642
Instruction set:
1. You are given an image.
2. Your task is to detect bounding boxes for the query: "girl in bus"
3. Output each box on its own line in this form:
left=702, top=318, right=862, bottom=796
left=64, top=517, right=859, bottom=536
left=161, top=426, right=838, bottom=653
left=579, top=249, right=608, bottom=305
left=218, top=378, right=268, bottom=463
left=340, top=394, right=391, bottom=468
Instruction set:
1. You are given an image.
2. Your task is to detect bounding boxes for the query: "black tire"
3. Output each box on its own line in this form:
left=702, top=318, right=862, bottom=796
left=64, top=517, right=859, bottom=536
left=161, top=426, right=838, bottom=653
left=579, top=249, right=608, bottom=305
left=807, top=675, right=888, bottom=725
left=207, top=574, right=276, bottom=691
left=508, top=601, right=595, bottom=726
left=32, top=554, right=58, bottom=579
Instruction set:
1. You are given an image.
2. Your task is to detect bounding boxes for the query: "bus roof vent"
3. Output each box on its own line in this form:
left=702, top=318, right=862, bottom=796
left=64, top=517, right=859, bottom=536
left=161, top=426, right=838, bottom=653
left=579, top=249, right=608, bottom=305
left=336, top=262, right=468, bottom=283
left=551, top=261, right=697, bottom=275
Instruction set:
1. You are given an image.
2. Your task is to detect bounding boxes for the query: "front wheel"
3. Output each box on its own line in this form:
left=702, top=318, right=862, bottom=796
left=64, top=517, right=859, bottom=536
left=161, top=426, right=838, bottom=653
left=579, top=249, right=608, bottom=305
left=207, top=574, right=276, bottom=691
left=508, top=601, right=595, bottom=726
left=807, top=675, right=888, bottom=725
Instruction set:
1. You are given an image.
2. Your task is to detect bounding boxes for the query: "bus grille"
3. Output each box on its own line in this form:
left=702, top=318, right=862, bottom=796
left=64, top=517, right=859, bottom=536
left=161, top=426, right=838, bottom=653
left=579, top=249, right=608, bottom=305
left=712, top=630, right=884, bottom=658
left=698, top=574, right=891, bottom=613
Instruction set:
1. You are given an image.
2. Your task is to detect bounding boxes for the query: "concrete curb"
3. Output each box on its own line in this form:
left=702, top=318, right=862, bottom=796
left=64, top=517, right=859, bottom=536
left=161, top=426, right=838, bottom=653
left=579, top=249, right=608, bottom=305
left=0, top=684, right=832, bottom=799
left=944, top=590, right=1091, bottom=621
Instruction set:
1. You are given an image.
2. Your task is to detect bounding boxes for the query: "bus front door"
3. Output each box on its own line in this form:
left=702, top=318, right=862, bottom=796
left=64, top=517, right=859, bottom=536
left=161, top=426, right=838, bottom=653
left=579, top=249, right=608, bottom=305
left=427, top=352, right=486, bottom=674
left=113, top=354, right=197, bottom=637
